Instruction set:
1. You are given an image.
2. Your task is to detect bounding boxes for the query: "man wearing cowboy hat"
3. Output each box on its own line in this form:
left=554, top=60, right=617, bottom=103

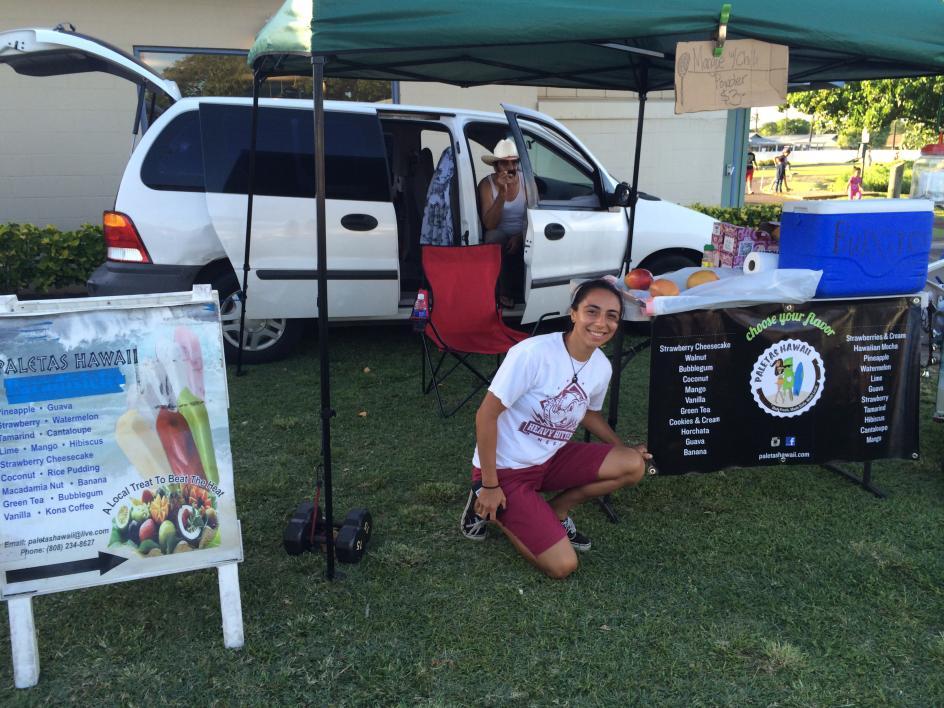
left=478, top=138, right=526, bottom=307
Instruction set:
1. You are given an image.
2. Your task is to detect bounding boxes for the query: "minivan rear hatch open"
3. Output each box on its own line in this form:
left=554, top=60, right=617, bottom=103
left=0, top=26, right=180, bottom=103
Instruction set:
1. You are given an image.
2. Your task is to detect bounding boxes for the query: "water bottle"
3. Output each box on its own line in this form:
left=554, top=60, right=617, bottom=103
left=411, top=289, right=429, bottom=332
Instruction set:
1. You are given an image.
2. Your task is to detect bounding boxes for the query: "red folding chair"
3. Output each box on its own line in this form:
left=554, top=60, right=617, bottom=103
left=420, top=244, right=529, bottom=417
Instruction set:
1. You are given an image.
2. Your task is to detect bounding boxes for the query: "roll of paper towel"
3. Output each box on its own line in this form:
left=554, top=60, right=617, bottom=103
left=743, top=252, right=779, bottom=274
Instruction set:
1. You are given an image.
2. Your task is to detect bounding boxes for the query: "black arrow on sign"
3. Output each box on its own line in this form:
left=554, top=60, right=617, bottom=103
left=5, top=551, right=128, bottom=584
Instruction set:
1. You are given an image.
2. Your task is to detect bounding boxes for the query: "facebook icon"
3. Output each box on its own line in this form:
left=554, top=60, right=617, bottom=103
left=785, top=436, right=797, bottom=447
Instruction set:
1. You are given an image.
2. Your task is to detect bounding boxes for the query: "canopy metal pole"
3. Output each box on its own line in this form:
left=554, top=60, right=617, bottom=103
left=312, top=55, right=337, bottom=580
left=607, top=65, right=648, bottom=432
left=236, top=73, right=262, bottom=377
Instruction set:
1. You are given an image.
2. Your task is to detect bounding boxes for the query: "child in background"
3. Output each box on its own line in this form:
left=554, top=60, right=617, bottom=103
left=772, top=155, right=785, bottom=193
left=848, top=167, right=863, bottom=199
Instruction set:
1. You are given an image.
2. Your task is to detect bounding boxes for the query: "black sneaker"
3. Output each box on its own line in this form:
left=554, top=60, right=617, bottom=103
left=460, top=489, right=488, bottom=541
left=561, top=516, right=591, bottom=552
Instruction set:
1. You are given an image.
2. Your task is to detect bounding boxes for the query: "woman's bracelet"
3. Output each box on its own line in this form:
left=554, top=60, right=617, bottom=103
left=481, top=483, right=501, bottom=489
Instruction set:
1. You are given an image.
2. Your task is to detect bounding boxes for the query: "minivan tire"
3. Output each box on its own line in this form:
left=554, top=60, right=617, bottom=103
left=211, top=272, right=303, bottom=364
left=641, top=251, right=701, bottom=276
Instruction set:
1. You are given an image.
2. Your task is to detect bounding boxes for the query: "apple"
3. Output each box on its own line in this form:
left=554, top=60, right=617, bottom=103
left=624, top=268, right=653, bottom=290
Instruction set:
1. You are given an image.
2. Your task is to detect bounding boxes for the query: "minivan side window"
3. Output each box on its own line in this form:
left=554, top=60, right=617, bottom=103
left=141, top=110, right=205, bottom=192
left=199, top=104, right=390, bottom=201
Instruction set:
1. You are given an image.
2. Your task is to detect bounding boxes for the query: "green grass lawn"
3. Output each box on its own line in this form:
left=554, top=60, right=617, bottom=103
left=2, top=324, right=943, bottom=704
left=753, top=163, right=853, bottom=196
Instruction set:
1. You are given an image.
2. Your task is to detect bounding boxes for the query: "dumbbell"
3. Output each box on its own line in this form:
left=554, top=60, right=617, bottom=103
left=335, top=508, right=372, bottom=564
left=283, top=503, right=373, bottom=563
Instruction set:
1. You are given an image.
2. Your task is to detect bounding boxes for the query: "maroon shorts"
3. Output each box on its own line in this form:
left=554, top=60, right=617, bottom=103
left=472, top=441, right=613, bottom=556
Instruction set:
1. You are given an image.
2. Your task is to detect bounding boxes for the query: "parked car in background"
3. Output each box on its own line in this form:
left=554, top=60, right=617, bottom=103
left=1, top=26, right=714, bottom=362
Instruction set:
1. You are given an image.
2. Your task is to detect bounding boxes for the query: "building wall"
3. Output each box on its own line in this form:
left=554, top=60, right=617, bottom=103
left=0, top=1, right=282, bottom=229
left=1, top=4, right=727, bottom=230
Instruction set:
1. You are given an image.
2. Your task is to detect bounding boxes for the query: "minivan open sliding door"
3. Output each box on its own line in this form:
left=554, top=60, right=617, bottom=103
left=502, top=105, right=626, bottom=323
left=199, top=103, right=399, bottom=319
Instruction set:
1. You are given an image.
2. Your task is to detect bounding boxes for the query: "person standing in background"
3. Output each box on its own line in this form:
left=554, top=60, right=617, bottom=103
left=847, top=167, right=863, bottom=199
left=774, top=146, right=792, bottom=193
left=745, top=150, right=756, bottom=195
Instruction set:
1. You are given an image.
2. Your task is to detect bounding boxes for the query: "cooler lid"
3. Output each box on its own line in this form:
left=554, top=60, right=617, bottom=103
left=782, top=198, right=934, bottom=215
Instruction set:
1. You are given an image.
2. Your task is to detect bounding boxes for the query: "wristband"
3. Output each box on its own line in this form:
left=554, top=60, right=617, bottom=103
left=481, top=483, right=500, bottom=489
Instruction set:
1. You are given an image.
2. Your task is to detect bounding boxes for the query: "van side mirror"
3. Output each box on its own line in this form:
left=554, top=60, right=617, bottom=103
left=611, top=182, right=634, bottom=207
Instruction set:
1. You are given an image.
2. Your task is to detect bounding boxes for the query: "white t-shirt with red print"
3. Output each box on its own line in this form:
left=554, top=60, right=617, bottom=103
left=472, top=332, right=612, bottom=470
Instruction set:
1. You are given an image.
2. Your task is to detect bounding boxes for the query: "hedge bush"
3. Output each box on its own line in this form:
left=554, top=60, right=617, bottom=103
left=0, top=223, right=105, bottom=295
left=688, top=203, right=782, bottom=226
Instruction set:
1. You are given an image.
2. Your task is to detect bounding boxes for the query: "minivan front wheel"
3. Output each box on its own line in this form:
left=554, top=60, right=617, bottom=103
left=213, top=275, right=302, bottom=364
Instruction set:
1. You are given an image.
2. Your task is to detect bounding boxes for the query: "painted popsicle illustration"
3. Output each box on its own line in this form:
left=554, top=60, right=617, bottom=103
left=115, top=408, right=173, bottom=480
left=178, top=387, right=218, bottom=484
left=156, top=406, right=207, bottom=481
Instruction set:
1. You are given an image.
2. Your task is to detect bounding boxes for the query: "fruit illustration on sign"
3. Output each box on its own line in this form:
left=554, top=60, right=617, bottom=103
left=624, top=268, right=653, bottom=290
left=686, top=270, right=720, bottom=289
left=649, top=279, right=681, bottom=297
left=109, top=482, right=220, bottom=556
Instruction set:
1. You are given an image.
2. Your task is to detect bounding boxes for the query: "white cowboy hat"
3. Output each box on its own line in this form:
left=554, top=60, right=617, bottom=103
left=481, top=138, right=519, bottom=165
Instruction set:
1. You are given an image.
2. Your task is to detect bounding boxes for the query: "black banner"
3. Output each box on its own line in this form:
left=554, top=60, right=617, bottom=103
left=647, top=297, right=921, bottom=474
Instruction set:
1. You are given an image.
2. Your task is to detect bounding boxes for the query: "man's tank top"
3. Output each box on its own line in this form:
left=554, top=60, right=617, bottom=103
left=487, top=173, right=526, bottom=235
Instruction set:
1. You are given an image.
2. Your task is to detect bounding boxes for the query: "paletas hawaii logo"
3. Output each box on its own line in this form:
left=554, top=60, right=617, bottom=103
left=750, top=339, right=825, bottom=417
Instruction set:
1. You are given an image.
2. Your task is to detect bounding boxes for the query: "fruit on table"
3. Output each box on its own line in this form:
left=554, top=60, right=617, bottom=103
left=177, top=387, right=219, bottom=484
left=649, top=279, right=681, bottom=297
left=155, top=406, right=206, bottom=480
left=686, top=269, right=720, bottom=289
left=624, top=268, right=653, bottom=290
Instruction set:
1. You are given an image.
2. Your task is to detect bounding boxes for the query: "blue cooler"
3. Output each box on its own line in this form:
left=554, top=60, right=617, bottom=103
left=779, top=199, right=934, bottom=297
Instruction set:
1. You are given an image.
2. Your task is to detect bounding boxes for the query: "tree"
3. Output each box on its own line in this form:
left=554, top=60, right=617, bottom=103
left=162, top=54, right=391, bottom=102
left=756, top=118, right=810, bottom=136
left=785, top=76, right=944, bottom=149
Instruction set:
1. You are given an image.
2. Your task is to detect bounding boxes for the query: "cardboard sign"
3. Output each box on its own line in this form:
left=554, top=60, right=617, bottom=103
left=675, top=39, right=788, bottom=114
left=648, top=297, right=921, bottom=473
left=0, top=290, right=242, bottom=598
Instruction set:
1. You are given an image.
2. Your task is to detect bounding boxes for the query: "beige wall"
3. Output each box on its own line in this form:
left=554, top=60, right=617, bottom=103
left=2, top=4, right=726, bottom=229
left=0, top=1, right=282, bottom=229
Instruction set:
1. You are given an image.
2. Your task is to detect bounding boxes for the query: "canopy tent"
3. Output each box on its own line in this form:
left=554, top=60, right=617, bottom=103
left=250, top=0, right=944, bottom=91
left=242, top=1, right=944, bottom=554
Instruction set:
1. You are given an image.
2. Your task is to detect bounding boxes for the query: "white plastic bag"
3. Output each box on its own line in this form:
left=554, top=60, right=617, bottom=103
left=609, top=267, right=822, bottom=317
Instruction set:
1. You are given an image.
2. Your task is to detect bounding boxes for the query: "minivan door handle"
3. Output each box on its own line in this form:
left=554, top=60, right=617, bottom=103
left=544, top=223, right=565, bottom=240
left=340, top=214, right=379, bottom=232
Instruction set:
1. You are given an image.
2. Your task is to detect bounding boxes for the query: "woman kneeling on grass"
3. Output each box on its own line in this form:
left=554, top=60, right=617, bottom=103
left=460, top=279, right=651, bottom=578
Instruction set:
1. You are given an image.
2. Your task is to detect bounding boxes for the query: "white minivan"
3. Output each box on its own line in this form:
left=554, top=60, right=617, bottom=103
left=1, top=27, right=714, bottom=362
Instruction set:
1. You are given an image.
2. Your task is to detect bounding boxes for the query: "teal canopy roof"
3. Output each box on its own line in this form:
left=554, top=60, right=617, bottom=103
left=249, top=0, right=944, bottom=91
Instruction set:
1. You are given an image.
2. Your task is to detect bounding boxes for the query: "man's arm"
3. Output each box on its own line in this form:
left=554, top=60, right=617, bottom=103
left=479, top=178, right=506, bottom=231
